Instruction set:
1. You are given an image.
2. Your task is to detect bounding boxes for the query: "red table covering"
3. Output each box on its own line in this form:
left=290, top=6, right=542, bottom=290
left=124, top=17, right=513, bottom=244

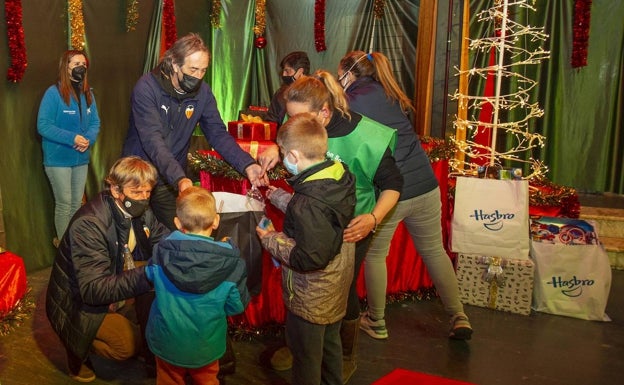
left=200, top=156, right=450, bottom=328
left=0, top=251, right=27, bottom=316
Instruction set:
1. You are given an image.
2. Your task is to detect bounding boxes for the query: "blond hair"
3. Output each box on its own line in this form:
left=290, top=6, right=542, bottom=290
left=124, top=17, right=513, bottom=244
left=176, top=186, right=217, bottom=232
left=105, top=156, right=158, bottom=190
left=339, top=51, right=414, bottom=113
left=284, top=70, right=351, bottom=120
left=277, top=113, right=328, bottom=161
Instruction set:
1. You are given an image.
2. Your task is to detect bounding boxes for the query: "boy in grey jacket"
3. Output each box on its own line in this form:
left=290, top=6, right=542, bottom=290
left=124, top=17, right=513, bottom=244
left=256, top=113, right=356, bottom=385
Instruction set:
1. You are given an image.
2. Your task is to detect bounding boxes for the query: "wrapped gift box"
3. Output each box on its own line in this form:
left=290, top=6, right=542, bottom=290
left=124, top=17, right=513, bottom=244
left=227, top=121, right=277, bottom=141
left=235, top=139, right=277, bottom=160
left=456, top=253, right=534, bottom=315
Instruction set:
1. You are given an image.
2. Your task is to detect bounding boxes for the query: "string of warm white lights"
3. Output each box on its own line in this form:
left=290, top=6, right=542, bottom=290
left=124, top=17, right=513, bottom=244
left=450, top=0, right=550, bottom=179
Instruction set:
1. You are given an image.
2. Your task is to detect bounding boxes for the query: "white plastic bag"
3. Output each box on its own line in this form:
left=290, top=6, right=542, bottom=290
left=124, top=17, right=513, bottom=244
left=451, top=177, right=530, bottom=259
left=530, top=216, right=611, bottom=321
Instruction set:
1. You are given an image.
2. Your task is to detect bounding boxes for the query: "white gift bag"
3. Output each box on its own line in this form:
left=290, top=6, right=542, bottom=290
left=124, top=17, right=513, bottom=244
left=530, top=216, right=611, bottom=321
left=451, top=176, right=530, bottom=259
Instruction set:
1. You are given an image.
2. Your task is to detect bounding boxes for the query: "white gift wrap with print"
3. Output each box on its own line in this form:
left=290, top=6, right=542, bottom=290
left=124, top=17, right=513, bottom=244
left=456, top=254, right=534, bottom=315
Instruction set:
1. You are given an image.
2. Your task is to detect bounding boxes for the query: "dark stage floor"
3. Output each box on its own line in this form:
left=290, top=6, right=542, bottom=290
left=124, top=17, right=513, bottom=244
left=1, top=265, right=623, bottom=385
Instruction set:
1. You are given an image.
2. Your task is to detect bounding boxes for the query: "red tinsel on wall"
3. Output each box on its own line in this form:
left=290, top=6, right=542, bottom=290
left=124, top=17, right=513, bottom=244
left=571, top=0, right=592, bottom=68
left=314, top=0, right=326, bottom=52
left=4, top=0, right=27, bottom=82
left=162, top=0, right=177, bottom=52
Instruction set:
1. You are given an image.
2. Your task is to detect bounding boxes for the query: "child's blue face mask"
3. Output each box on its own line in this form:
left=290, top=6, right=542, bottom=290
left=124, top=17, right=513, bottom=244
left=283, top=153, right=299, bottom=175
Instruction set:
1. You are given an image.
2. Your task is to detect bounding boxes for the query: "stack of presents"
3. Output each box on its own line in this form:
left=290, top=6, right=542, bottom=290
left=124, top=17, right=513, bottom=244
left=0, top=186, right=29, bottom=335
left=200, top=109, right=613, bottom=322
left=452, top=170, right=612, bottom=321
left=227, top=107, right=277, bottom=155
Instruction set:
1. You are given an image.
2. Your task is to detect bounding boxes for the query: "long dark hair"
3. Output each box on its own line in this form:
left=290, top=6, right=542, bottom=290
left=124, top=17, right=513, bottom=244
left=57, top=50, right=92, bottom=107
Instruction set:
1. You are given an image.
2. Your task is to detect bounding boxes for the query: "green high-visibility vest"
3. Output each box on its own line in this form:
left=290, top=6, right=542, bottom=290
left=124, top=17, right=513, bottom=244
left=327, top=116, right=397, bottom=215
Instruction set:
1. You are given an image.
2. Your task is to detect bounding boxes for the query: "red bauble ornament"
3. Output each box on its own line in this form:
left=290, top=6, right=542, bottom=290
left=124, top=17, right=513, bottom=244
left=254, top=36, right=267, bottom=49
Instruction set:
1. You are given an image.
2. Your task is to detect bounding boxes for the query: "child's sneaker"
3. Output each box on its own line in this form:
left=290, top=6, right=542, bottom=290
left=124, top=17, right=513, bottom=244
left=449, top=312, right=473, bottom=340
left=359, top=312, right=388, bottom=340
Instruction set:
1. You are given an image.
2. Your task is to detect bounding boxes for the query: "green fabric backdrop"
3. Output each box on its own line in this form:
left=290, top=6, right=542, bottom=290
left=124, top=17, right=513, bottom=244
left=1, top=0, right=622, bottom=272
left=467, top=0, right=624, bottom=191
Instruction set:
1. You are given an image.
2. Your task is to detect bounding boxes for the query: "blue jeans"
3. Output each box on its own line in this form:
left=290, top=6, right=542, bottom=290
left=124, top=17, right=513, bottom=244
left=364, top=187, right=464, bottom=319
left=45, top=165, right=88, bottom=239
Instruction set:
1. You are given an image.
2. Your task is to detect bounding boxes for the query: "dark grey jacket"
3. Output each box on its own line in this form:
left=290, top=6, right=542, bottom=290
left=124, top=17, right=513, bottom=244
left=346, top=76, right=438, bottom=200
left=45, top=191, right=169, bottom=360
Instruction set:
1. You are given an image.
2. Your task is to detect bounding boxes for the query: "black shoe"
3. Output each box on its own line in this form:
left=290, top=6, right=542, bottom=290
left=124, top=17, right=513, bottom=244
left=218, top=334, right=236, bottom=376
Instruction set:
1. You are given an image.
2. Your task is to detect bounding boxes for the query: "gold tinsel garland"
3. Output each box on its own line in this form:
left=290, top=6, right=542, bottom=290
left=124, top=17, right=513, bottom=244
left=68, top=0, right=86, bottom=50
left=125, top=0, right=139, bottom=32
left=253, top=0, right=266, bottom=37
left=0, top=287, right=34, bottom=337
left=373, top=0, right=386, bottom=20
left=189, top=151, right=291, bottom=181
left=420, top=136, right=457, bottom=162
left=210, top=0, right=222, bottom=29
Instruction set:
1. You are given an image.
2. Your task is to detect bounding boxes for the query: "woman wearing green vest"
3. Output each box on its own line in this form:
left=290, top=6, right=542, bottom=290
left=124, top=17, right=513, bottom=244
left=284, top=70, right=403, bottom=383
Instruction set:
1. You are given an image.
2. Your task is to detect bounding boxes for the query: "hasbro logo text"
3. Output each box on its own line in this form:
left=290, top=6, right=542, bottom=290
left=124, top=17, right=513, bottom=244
left=547, top=275, right=594, bottom=297
left=469, top=209, right=515, bottom=231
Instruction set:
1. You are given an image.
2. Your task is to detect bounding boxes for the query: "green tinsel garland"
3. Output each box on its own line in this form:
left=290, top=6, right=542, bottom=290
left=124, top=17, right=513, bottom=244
left=420, top=136, right=457, bottom=162
left=188, top=151, right=291, bottom=181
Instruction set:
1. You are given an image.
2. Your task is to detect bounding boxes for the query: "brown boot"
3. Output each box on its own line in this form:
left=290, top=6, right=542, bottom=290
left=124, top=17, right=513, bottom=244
left=341, top=318, right=360, bottom=384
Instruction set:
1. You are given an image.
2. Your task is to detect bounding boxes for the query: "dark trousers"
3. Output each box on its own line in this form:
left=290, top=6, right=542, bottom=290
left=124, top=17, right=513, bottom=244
left=286, top=310, right=343, bottom=385
left=150, top=184, right=178, bottom=231
left=345, top=235, right=373, bottom=320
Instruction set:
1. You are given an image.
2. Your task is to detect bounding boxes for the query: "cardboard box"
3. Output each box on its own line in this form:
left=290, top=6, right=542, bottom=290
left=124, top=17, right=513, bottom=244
left=456, top=253, right=534, bottom=315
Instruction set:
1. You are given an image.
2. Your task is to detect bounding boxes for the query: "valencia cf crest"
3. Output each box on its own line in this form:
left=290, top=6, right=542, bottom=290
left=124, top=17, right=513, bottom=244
left=185, top=105, right=194, bottom=119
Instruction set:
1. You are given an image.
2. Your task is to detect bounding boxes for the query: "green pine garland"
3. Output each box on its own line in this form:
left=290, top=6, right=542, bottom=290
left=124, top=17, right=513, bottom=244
left=189, top=151, right=291, bottom=180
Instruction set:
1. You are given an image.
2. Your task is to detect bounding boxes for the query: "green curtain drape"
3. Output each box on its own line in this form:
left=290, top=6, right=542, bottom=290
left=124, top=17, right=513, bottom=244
left=466, top=0, right=624, bottom=193
left=1, top=0, right=419, bottom=271
left=142, top=0, right=163, bottom=74
left=3, top=0, right=622, bottom=274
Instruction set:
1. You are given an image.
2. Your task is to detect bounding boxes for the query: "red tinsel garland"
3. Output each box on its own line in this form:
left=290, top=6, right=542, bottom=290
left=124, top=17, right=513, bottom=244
left=162, top=0, right=177, bottom=51
left=4, top=0, right=27, bottom=82
left=314, top=0, right=326, bottom=52
left=571, top=0, right=592, bottom=68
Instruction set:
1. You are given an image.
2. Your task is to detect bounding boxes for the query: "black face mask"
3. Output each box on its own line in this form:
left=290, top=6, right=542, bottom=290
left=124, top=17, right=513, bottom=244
left=281, top=75, right=296, bottom=85
left=122, top=196, right=150, bottom=218
left=71, top=66, right=87, bottom=82
left=179, top=73, right=202, bottom=93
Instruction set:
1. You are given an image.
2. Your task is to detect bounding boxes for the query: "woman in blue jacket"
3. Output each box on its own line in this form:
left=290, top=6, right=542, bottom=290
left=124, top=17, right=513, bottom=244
left=37, top=50, right=100, bottom=245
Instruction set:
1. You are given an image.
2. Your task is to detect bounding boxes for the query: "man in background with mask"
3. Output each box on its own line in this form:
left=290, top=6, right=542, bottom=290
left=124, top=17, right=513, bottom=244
left=123, top=33, right=276, bottom=231
left=46, top=156, right=170, bottom=383
left=265, top=51, right=311, bottom=128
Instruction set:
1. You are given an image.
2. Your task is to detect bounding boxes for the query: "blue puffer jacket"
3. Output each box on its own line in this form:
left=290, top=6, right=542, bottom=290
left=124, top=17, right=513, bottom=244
left=346, top=76, right=438, bottom=200
left=37, top=84, right=100, bottom=167
left=122, top=69, right=256, bottom=186
left=145, top=231, right=250, bottom=368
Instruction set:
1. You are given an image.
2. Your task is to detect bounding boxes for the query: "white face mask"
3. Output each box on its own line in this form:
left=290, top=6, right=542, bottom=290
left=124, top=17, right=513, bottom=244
left=339, top=54, right=369, bottom=90
left=338, top=71, right=350, bottom=90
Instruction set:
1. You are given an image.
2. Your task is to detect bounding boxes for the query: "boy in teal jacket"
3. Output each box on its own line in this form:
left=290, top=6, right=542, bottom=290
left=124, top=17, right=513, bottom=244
left=145, top=186, right=249, bottom=384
